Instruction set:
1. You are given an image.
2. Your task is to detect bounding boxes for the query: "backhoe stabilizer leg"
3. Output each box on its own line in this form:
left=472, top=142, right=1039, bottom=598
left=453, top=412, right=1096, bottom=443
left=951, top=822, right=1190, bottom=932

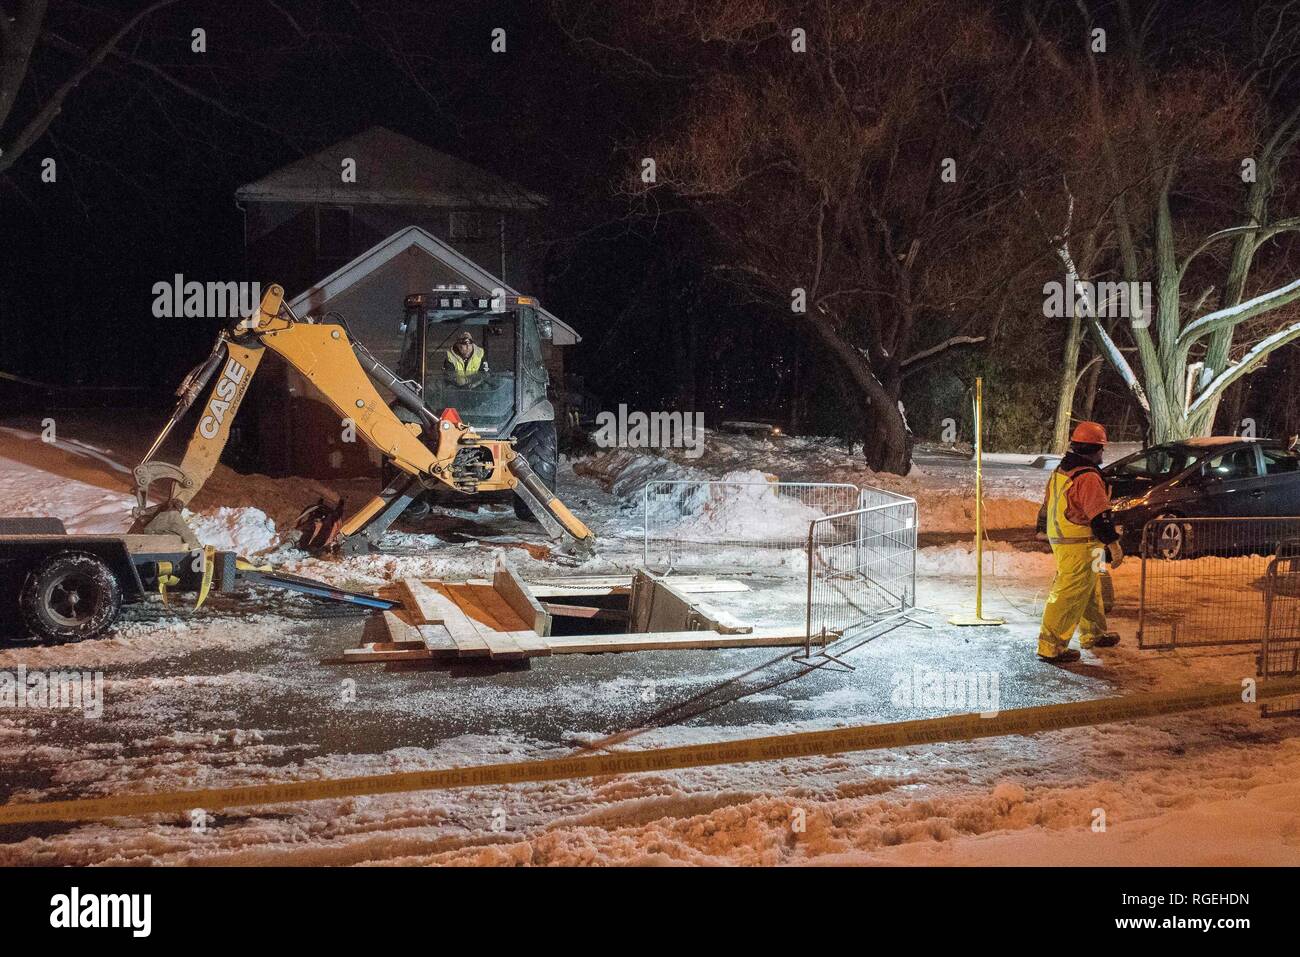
left=328, top=472, right=421, bottom=556
left=508, top=456, right=595, bottom=557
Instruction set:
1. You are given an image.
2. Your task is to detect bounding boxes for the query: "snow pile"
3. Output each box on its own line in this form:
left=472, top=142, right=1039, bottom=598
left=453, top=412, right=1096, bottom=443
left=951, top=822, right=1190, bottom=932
left=647, top=469, right=830, bottom=544
left=572, top=448, right=709, bottom=501
left=0, top=426, right=135, bottom=533
left=184, top=506, right=280, bottom=555
left=572, top=434, right=1046, bottom=535
left=917, top=543, right=1057, bottom=579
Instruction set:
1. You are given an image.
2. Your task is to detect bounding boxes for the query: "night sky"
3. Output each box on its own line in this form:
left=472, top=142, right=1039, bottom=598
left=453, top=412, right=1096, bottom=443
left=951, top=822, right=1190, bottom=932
left=4, top=0, right=1300, bottom=448
left=0, top=0, right=804, bottom=427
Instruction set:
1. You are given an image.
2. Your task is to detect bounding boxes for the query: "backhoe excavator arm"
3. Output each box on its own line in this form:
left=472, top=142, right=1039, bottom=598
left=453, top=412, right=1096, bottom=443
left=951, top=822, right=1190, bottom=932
left=132, top=285, right=595, bottom=556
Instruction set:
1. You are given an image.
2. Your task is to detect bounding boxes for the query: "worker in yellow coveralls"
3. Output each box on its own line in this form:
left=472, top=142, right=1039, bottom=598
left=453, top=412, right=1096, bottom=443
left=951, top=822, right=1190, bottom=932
left=1038, top=421, right=1124, bottom=662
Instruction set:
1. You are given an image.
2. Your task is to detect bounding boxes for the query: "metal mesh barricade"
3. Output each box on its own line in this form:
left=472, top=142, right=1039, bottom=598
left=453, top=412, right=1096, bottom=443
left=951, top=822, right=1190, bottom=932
left=1261, top=541, right=1300, bottom=717
left=1138, top=517, right=1300, bottom=649
left=642, top=481, right=862, bottom=574
left=806, top=492, right=918, bottom=645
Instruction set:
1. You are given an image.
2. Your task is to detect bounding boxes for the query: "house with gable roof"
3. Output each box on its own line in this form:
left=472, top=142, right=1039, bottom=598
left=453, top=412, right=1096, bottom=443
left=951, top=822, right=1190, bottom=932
left=233, top=126, right=579, bottom=477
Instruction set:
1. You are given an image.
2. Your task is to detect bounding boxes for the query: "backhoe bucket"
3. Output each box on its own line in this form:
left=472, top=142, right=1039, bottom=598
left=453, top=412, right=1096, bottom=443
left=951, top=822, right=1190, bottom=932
left=296, top=498, right=346, bottom=552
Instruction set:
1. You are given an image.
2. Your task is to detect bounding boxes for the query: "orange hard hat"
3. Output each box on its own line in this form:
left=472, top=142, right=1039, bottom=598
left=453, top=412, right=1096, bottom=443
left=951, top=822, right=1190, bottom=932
left=1070, top=421, right=1108, bottom=445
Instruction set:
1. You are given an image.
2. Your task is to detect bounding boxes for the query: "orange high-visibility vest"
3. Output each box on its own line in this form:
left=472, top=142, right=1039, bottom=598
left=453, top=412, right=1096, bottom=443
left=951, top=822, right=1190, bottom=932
left=1044, top=466, right=1101, bottom=545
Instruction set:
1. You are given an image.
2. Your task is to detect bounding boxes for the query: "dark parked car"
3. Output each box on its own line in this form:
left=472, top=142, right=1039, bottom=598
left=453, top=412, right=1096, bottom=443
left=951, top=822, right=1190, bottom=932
left=1035, top=437, right=1300, bottom=559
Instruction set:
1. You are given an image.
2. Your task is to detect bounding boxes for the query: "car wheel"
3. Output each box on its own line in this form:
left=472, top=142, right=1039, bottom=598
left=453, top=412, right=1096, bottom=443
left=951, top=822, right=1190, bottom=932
left=511, top=420, right=559, bottom=522
left=1154, top=514, right=1192, bottom=560
left=19, top=551, right=122, bottom=644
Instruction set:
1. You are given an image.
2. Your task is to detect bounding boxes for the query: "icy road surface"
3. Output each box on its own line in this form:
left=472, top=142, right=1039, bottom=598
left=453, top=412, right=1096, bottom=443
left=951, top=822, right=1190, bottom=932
left=0, top=415, right=1297, bottom=866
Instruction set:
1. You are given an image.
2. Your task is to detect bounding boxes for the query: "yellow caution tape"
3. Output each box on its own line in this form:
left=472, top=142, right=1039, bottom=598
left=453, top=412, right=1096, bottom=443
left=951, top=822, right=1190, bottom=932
left=2, top=677, right=1296, bottom=826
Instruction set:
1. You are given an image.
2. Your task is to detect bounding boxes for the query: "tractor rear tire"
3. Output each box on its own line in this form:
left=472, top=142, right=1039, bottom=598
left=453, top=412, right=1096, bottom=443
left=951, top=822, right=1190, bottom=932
left=19, top=551, right=122, bottom=644
left=512, top=420, right=559, bottom=522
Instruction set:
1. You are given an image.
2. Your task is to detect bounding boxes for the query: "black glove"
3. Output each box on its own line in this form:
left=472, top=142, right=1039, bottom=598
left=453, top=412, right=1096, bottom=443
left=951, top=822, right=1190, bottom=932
left=1090, top=510, right=1120, bottom=545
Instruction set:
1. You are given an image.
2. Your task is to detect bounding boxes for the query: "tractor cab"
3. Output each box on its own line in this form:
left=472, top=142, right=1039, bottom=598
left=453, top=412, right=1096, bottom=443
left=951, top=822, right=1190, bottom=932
left=397, top=286, right=553, bottom=437
left=395, top=286, right=560, bottom=521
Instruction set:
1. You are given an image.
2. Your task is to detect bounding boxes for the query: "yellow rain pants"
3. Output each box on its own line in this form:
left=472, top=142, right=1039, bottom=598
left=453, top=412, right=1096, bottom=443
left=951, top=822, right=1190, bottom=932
left=1039, top=542, right=1109, bottom=656
left=1038, top=467, right=1109, bottom=657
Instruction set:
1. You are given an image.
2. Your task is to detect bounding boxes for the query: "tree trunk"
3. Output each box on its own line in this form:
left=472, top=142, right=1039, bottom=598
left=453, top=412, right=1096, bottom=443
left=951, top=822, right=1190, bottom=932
left=1222, top=380, right=1247, bottom=435
left=805, top=317, right=913, bottom=473
left=789, top=337, right=802, bottom=432
left=1080, top=357, right=1101, bottom=421
left=675, top=303, right=697, bottom=410
left=1051, top=312, right=1085, bottom=453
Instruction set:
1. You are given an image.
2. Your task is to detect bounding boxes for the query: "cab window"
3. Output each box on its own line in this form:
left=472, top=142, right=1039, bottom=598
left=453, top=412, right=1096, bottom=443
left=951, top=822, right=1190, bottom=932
left=1202, top=447, right=1260, bottom=480
left=1263, top=447, right=1300, bottom=474
left=1111, top=448, right=1192, bottom=478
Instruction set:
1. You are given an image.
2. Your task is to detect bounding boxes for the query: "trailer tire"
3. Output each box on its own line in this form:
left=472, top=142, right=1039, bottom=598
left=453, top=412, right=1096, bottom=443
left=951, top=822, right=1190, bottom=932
left=512, top=420, right=559, bottom=522
left=19, top=551, right=122, bottom=644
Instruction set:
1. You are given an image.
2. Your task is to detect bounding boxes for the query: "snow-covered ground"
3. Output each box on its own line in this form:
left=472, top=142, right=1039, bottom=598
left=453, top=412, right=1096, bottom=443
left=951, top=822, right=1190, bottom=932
left=0, top=414, right=1296, bottom=866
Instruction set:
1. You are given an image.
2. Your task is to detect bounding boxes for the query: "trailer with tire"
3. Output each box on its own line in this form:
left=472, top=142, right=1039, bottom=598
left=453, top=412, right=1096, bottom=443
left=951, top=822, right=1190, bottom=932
left=0, top=517, right=393, bottom=644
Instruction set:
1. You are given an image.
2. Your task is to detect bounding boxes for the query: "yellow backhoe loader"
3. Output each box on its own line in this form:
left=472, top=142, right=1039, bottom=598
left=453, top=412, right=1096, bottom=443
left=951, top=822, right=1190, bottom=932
left=129, top=284, right=595, bottom=557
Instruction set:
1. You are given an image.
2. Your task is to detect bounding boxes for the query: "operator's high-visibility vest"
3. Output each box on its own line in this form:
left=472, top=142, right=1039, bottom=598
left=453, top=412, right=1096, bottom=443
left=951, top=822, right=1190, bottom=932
left=445, top=345, right=484, bottom=385
left=1044, top=465, right=1102, bottom=545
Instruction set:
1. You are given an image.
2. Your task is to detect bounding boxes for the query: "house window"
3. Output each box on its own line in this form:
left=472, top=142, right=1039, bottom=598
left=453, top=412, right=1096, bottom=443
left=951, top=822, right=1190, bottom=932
left=316, top=206, right=353, bottom=262
left=450, top=210, right=493, bottom=241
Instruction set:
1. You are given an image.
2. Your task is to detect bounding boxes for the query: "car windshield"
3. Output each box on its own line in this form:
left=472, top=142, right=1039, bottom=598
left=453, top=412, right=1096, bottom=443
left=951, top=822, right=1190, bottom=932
left=1108, top=446, right=1196, bottom=480
left=421, top=317, right=517, bottom=424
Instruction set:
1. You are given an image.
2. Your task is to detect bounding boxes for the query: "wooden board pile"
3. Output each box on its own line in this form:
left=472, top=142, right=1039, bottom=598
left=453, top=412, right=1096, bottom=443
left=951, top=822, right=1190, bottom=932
left=327, top=562, right=814, bottom=667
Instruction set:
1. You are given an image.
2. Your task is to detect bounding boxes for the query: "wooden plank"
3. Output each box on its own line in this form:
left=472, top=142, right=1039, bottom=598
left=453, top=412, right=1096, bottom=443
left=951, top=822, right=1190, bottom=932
left=494, top=558, right=552, bottom=636
left=443, top=584, right=526, bottom=659
left=628, top=572, right=753, bottom=635
left=364, top=640, right=428, bottom=652
left=411, top=583, right=490, bottom=657
left=629, top=571, right=699, bottom=633
left=541, top=602, right=628, bottom=621
left=327, top=647, right=435, bottom=664
left=415, top=624, right=459, bottom=654
left=656, top=579, right=753, bottom=595
left=381, top=610, right=423, bottom=643
left=694, top=606, right=752, bottom=635
left=545, top=626, right=808, bottom=655
left=526, top=575, right=633, bottom=592
left=398, top=579, right=449, bottom=624
left=480, top=631, right=526, bottom=658
left=629, top=571, right=655, bottom=632
left=503, top=629, right=552, bottom=656
left=463, top=584, right=529, bottom=632
left=527, top=575, right=750, bottom=597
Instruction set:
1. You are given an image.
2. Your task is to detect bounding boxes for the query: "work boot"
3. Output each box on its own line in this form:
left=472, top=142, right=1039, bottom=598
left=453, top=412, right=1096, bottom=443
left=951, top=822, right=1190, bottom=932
left=1037, top=648, right=1081, bottom=663
left=1081, top=632, right=1121, bottom=649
